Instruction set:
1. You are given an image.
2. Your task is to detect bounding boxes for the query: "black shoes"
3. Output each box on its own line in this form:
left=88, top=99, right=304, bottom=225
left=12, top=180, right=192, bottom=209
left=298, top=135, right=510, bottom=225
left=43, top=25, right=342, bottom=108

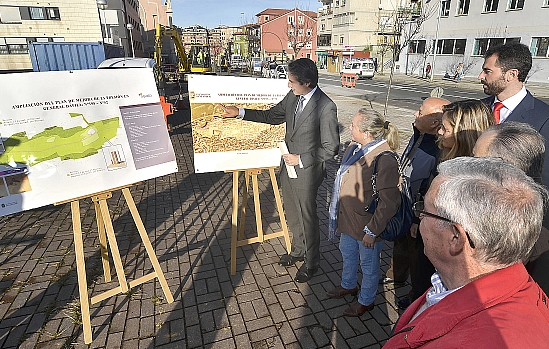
left=326, top=285, right=359, bottom=299
left=278, top=254, right=304, bottom=266
left=294, top=265, right=319, bottom=283
left=398, top=297, right=413, bottom=310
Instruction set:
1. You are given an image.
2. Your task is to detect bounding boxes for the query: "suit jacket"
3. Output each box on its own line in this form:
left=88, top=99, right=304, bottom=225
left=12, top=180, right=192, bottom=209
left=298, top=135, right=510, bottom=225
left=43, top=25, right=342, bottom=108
left=337, top=142, right=401, bottom=241
left=483, top=91, right=549, bottom=186
left=243, top=88, right=340, bottom=189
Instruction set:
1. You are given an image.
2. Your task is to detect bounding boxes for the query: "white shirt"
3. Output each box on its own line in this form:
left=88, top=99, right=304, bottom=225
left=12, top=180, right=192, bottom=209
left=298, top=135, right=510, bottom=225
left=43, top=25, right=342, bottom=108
left=493, top=86, right=527, bottom=124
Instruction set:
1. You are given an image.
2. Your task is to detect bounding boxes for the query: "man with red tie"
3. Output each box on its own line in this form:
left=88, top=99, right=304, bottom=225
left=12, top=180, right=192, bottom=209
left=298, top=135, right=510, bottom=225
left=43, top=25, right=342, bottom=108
left=479, top=42, right=549, bottom=187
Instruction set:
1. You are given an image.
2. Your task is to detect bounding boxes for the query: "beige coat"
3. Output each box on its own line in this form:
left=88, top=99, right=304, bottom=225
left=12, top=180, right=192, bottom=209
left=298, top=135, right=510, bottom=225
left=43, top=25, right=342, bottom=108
left=336, top=141, right=401, bottom=241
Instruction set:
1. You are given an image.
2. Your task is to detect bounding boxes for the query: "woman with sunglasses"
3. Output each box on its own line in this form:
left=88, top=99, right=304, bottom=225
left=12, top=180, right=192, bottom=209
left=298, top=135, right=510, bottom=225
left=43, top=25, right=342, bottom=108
left=326, top=108, right=401, bottom=317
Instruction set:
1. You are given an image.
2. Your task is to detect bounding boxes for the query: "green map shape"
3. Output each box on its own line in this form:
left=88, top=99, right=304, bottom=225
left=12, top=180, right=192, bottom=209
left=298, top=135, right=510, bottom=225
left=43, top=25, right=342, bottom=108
left=0, top=117, right=120, bottom=166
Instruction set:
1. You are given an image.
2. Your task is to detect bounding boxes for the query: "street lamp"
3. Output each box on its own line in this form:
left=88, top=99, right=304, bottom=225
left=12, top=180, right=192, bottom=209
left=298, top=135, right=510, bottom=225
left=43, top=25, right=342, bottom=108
left=96, top=0, right=108, bottom=44
left=126, top=23, right=135, bottom=57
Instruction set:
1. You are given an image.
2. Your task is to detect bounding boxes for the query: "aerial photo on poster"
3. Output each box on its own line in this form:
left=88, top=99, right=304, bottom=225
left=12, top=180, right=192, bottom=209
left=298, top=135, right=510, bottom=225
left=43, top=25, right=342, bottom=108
left=188, top=75, right=289, bottom=173
left=0, top=68, right=177, bottom=216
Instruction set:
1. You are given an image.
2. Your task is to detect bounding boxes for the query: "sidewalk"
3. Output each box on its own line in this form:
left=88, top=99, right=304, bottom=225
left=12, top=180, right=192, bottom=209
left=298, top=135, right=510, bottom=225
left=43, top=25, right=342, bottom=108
left=369, top=70, right=549, bottom=99
left=0, top=81, right=417, bottom=349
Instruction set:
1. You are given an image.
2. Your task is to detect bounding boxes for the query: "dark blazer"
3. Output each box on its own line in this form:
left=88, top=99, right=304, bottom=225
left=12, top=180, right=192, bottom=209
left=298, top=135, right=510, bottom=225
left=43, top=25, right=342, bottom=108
left=243, top=88, right=340, bottom=189
left=337, top=142, right=401, bottom=241
left=483, top=91, right=549, bottom=186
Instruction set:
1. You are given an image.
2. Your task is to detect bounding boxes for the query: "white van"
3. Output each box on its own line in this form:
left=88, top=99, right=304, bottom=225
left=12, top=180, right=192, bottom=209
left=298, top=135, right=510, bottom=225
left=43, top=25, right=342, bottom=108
left=340, top=60, right=375, bottom=79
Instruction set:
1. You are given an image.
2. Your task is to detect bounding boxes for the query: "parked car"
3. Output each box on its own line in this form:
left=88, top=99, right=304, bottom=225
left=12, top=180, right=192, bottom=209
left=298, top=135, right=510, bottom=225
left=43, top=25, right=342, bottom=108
left=340, top=60, right=375, bottom=79
left=271, top=64, right=288, bottom=79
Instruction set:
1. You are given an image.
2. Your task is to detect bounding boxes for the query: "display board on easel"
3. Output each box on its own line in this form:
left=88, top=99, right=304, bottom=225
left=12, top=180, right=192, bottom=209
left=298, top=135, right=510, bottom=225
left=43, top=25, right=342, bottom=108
left=0, top=69, right=177, bottom=217
left=0, top=69, right=178, bottom=344
left=189, top=75, right=292, bottom=274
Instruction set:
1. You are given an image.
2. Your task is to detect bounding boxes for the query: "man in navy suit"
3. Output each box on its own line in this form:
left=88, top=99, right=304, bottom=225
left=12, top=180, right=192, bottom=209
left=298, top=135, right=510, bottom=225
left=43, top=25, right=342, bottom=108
left=479, top=43, right=549, bottom=187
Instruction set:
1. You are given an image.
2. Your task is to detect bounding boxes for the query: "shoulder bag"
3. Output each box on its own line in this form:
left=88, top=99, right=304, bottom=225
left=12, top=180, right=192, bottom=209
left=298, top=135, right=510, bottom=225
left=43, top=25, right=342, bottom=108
left=365, top=151, right=414, bottom=241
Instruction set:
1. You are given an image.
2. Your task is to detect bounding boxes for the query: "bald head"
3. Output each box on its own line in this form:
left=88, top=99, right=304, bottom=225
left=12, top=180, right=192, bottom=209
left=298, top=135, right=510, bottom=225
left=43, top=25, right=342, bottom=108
left=414, top=97, right=451, bottom=134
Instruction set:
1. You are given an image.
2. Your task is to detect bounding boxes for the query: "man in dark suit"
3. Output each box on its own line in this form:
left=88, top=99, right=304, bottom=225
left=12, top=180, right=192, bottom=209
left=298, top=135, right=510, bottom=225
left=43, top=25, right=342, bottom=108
left=222, top=58, right=340, bottom=282
left=479, top=42, right=549, bottom=187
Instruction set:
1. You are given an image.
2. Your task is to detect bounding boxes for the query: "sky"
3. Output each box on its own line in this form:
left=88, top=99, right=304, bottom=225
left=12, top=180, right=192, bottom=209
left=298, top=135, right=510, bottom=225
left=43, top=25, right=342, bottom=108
left=171, top=0, right=323, bottom=28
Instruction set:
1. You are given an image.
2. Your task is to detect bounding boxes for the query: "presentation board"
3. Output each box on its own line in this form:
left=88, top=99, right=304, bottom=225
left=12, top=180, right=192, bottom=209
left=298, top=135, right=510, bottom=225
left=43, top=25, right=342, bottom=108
left=188, top=75, right=289, bottom=173
left=0, top=68, right=177, bottom=216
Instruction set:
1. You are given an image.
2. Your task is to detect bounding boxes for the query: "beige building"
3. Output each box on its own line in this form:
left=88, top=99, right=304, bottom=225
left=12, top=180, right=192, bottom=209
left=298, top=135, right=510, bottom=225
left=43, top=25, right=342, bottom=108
left=317, top=0, right=416, bottom=72
left=0, top=1, right=103, bottom=71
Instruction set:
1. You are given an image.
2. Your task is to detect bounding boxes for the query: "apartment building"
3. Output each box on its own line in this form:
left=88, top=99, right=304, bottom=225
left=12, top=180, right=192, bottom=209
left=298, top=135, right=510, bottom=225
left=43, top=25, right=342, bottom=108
left=257, top=8, right=317, bottom=62
left=399, top=0, right=549, bottom=83
left=0, top=0, right=166, bottom=72
left=316, top=0, right=411, bottom=72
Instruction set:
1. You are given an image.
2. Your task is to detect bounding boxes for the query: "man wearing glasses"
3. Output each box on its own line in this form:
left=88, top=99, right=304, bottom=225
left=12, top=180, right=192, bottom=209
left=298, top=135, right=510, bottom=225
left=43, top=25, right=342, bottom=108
left=384, top=157, right=549, bottom=348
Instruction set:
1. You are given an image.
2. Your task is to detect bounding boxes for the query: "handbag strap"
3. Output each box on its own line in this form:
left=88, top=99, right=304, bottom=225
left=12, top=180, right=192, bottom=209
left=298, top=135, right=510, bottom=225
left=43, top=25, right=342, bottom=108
left=371, top=151, right=402, bottom=197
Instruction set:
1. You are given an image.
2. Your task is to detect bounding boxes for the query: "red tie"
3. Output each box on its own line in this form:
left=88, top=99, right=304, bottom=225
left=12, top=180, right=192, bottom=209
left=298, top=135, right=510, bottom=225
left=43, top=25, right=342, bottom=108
left=493, top=102, right=505, bottom=124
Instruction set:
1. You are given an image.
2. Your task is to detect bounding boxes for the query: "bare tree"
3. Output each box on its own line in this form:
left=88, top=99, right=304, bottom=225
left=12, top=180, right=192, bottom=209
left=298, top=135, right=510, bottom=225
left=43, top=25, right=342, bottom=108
left=526, top=63, right=544, bottom=83
left=381, top=3, right=438, bottom=115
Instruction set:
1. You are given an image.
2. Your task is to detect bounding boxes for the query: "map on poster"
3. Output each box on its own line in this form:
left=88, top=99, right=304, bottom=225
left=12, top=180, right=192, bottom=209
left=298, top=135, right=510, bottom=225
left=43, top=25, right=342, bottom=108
left=188, top=75, right=289, bottom=173
left=0, top=68, right=177, bottom=216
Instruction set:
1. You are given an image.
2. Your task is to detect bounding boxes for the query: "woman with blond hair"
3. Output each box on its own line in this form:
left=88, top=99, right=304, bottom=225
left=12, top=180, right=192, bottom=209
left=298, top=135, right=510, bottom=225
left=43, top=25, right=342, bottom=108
left=438, top=99, right=495, bottom=162
left=326, top=108, right=401, bottom=317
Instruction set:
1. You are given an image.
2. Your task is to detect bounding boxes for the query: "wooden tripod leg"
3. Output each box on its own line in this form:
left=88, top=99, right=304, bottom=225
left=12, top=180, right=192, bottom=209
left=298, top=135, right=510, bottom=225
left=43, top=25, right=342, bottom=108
left=97, top=197, right=129, bottom=293
left=231, top=171, right=239, bottom=275
left=270, top=168, right=291, bottom=252
left=71, top=201, right=93, bottom=344
left=94, top=200, right=111, bottom=282
left=251, top=172, right=264, bottom=242
left=238, top=171, right=249, bottom=240
left=122, top=188, right=174, bottom=303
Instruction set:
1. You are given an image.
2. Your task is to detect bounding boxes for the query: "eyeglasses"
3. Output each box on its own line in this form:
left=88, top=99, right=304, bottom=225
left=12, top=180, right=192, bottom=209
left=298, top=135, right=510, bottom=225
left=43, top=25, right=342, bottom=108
left=412, top=201, right=476, bottom=249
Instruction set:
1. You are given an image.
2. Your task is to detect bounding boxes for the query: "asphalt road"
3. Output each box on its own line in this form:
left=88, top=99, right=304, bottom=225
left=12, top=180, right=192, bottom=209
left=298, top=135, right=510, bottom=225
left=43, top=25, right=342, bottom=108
left=319, top=73, right=488, bottom=110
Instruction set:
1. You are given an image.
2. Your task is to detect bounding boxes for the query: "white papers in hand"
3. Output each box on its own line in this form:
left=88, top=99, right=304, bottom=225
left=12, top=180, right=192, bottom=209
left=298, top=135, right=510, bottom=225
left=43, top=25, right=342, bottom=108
left=278, top=141, right=297, bottom=178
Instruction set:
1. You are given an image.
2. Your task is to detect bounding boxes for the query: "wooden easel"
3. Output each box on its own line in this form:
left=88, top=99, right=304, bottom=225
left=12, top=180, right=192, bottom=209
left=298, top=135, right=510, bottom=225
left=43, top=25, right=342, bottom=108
left=56, top=184, right=174, bottom=344
left=226, top=167, right=291, bottom=275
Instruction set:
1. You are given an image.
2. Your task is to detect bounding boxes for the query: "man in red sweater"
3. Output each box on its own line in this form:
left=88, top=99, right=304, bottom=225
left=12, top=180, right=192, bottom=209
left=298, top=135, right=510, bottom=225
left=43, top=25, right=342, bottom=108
left=384, top=157, right=549, bottom=348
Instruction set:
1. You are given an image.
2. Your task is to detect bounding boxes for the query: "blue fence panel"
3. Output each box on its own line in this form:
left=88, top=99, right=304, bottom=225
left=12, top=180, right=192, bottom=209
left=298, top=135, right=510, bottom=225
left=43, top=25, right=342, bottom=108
left=29, top=42, right=107, bottom=72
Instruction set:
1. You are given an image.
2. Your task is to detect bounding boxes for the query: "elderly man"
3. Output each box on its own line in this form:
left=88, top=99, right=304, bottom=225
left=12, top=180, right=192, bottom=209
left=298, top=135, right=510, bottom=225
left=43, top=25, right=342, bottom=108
left=384, top=157, right=549, bottom=348
left=473, top=121, right=549, bottom=294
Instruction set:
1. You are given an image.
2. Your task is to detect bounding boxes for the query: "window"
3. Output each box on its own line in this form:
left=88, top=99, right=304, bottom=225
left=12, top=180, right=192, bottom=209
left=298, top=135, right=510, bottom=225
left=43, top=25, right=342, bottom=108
left=46, top=7, right=60, bottom=19
left=307, top=29, right=312, bottom=36
left=298, top=29, right=303, bottom=37
left=457, top=0, right=470, bottom=14
left=441, top=0, right=451, bottom=16
left=434, top=39, right=466, bottom=54
left=531, top=37, right=549, bottom=57
left=318, top=34, right=331, bottom=46
left=288, top=16, right=294, bottom=24
left=287, top=41, right=292, bottom=49
left=0, top=6, right=22, bottom=23
left=340, top=36, right=344, bottom=44
left=409, top=40, right=426, bottom=53
left=298, top=16, right=304, bottom=25
left=484, top=0, right=499, bottom=12
left=264, top=16, right=268, bottom=21
left=321, top=23, right=325, bottom=31
left=473, top=37, right=519, bottom=55
left=27, top=6, right=60, bottom=20
left=306, top=41, right=312, bottom=49
left=29, top=7, right=45, bottom=19
left=508, top=0, right=524, bottom=10
left=545, top=0, right=549, bottom=6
